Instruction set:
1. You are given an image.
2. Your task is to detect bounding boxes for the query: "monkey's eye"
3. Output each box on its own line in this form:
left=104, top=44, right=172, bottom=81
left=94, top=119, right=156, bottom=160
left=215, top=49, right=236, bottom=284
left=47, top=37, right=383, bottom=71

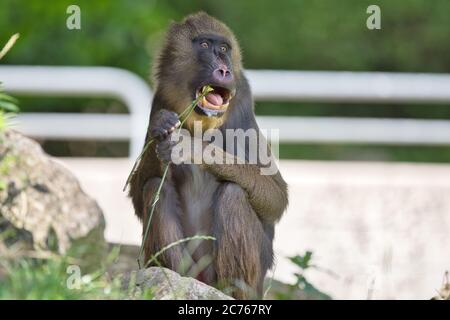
left=200, top=41, right=209, bottom=49
left=219, top=45, right=227, bottom=53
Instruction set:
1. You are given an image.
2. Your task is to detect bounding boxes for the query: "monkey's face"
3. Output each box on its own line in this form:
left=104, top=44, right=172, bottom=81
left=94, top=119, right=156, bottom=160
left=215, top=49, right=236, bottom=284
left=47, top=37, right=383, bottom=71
left=156, top=13, right=243, bottom=131
left=191, top=34, right=236, bottom=119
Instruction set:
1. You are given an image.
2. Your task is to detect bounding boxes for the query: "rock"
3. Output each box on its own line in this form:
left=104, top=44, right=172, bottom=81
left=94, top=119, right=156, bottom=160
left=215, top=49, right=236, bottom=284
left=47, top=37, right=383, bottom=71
left=0, top=129, right=105, bottom=256
left=136, top=267, right=233, bottom=300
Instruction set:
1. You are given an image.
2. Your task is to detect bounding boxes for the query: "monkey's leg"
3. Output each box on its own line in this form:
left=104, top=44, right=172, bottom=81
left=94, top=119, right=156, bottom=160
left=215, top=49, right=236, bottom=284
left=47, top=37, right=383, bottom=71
left=212, top=183, right=274, bottom=299
left=142, top=177, right=184, bottom=271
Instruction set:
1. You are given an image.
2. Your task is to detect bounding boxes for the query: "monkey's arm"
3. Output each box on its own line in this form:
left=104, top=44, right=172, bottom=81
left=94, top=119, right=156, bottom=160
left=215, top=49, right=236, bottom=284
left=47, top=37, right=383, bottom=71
left=150, top=106, right=288, bottom=223
left=202, top=146, right=288, bottom=224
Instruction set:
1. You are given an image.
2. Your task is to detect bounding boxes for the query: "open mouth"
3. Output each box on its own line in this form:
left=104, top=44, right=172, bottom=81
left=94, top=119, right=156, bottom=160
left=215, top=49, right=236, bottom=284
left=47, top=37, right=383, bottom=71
left=195, top=85, right=234, bottom=117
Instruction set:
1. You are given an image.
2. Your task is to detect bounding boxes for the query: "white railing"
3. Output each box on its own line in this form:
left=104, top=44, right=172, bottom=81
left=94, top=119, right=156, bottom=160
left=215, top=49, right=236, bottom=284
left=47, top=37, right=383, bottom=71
left=0, top=66, right=151, bottom=157
left=246, top=70, right=450, bottom=103
left=1, top=66, right=450, bottom=157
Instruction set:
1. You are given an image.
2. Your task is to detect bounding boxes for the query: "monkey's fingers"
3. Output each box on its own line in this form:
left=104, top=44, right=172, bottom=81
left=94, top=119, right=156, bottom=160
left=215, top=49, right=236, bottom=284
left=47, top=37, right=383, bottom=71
left=151, top=126, right=179, bottom=142
left=164, top=120, right=181, bottom=134
left=150, top=127, right=169, bottom=141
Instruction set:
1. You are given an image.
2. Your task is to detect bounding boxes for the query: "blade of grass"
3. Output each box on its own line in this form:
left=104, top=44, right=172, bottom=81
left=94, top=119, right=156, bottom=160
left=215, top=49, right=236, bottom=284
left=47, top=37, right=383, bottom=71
left=144, top=235, right=216, bottom=268
left=0, top=33, right=19, bottom=60
left=122, top=138, right=154, bottom=191
left=137, top=164, right=169, bottom=268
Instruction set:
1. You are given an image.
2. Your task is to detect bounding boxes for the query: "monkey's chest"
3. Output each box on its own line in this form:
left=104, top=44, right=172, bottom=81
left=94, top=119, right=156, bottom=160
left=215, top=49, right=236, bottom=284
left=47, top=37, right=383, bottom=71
left=174, top=164, right=220, bottom=236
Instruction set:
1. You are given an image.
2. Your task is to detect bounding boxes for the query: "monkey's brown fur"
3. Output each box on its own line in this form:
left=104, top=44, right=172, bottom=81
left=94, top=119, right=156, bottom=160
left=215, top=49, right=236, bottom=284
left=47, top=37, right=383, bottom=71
left=129, top=12, right=288, bottom=299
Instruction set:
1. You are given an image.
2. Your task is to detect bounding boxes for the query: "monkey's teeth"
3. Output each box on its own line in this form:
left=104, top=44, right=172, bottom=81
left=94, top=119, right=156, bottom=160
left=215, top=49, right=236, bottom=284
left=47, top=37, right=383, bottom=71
left=204, top=109, right=215, bottom=117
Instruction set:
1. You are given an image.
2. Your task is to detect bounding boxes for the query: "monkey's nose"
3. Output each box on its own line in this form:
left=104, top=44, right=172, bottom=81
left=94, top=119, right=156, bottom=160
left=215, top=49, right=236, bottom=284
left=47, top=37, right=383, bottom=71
left=213, top=67, right=233, bottom=83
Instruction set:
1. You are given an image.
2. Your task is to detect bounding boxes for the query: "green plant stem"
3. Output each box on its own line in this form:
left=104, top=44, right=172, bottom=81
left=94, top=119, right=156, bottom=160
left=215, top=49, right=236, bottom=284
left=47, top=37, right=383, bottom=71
left=144, top=235, right=216, bottom=268
left=0, top=33, right=19, bottom=60
left=122, top=139, right=153, bottom=191
left=137, top=164, right=169, bottom=268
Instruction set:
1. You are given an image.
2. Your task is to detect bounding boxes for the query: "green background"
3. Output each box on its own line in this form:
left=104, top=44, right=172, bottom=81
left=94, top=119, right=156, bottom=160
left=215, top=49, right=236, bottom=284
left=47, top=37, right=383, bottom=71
left=1, top=0, right=449, bottom=161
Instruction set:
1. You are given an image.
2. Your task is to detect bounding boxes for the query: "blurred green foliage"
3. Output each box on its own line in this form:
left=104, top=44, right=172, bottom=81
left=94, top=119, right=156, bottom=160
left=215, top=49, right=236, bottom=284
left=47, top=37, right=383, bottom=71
left=2, top=0, right=449, bottom=74
left=0, top=251, right=154, bottom=300
left=0, top=89, right=18, bottom=132
left=0, top=92, right=19, bottom=113
left=266, top=251, right=331, bottom=300
left=286, top=251, right=331, bottom=300
left=0, top=257, right=122, bottom=299
left=0, top=0, right=449, bottom=161
left=0, top=238, right=155, bottom=300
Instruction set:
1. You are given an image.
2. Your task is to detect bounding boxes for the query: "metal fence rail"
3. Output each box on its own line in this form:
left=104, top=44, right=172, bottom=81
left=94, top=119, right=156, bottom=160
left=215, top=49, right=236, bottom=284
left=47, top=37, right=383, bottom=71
left=245, top=70, right=450, bottom=103
left=0, top=66, right=151, bottom=157
left=1, top=65, right=449, bottom=157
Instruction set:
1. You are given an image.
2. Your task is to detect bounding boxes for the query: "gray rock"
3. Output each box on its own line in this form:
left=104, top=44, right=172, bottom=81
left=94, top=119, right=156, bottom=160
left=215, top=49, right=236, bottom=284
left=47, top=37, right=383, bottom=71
left=0, top=129, right=105, bottom=255
left=136, top=267, right=233, bottom=300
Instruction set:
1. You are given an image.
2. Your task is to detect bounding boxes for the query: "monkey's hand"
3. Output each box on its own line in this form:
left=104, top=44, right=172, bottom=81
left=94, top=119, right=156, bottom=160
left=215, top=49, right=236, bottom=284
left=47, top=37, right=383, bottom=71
left=149, top=109, right=181, bottom=142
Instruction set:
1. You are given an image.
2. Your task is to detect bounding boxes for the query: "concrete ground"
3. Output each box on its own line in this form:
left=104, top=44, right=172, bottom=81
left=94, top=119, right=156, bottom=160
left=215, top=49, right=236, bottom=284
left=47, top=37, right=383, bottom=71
left=59, top=158, right=450, bottom=299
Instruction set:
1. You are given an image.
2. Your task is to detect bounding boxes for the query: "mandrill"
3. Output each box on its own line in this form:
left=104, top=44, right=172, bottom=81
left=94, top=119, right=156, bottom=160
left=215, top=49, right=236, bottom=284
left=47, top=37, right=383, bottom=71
left=129, top=12, right=288, bottom=299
